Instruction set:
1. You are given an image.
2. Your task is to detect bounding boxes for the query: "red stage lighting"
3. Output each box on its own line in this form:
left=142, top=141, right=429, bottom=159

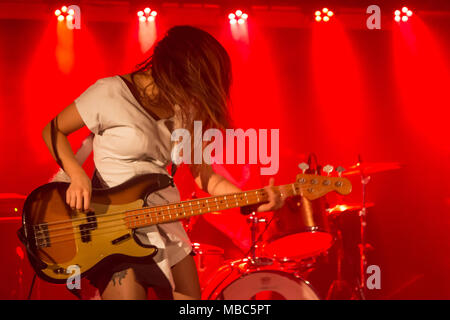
left=54, top=5, right=75, bottom=21
left=229, top=9, right=248, bottom=24
left=315, top=8, right=334, bottom=22
left=395, top=7, right=413, bottom=22
left=137, top=7, right=157, bottom=22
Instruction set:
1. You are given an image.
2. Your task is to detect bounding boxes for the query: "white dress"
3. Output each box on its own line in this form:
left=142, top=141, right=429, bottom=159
left=74, top=75, right=192, bottom=290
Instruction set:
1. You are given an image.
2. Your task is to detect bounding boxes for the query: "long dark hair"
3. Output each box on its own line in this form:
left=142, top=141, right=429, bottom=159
left=136, top=25, right=232, bottom=130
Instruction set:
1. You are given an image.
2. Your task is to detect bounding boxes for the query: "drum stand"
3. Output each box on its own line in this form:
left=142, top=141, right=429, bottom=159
left=247, top=212, right=271, bottom=266
left=356, top=161, right=372, bottom=300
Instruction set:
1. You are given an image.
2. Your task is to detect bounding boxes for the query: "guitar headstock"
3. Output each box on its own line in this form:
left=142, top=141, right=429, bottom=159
left=295, top=163, right=352, bottom=200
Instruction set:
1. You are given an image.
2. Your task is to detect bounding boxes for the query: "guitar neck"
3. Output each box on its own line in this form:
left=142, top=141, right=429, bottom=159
left=123, top=183, right=300, bottom=229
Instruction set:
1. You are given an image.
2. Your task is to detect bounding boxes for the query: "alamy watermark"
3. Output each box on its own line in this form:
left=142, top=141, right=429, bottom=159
left=171, top=121, right=280, bottom=175
left=366, top=264, right=381, bottom=290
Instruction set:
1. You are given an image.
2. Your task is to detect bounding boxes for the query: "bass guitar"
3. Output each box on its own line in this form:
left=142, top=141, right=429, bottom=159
left=19, top=172, right=351, bottom=283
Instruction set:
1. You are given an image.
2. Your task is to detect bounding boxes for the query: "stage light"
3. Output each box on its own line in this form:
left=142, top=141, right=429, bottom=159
left=315, top=8, right=334, bottom=22
left=229, top=9, right=248, bottom=24
left=137, top=7, right=157, bottom=22
left=55, top=5, right=76, bottom=22
left=394, top=7, right=413, bottom=22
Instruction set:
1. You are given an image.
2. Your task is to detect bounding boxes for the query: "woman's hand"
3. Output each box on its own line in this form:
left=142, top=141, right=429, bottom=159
left=66, top=169, right=92, bottom=211
left=257, top=178, right=285, bottom=212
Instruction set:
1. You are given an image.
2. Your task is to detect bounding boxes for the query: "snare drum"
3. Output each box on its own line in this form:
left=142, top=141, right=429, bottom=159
left=263, top=195, right=332, bottom=260
left=202, top=259, right=320, bottom=300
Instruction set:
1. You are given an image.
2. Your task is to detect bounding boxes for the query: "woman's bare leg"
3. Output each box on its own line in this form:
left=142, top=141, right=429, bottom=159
left=101, top=268, right=147, bottom=300
left=171, top=254, right=201, bottom=300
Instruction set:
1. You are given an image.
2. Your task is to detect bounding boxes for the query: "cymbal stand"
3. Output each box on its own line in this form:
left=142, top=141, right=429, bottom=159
left=247, top=212, right=269, bottom=265
left=356, top=161, right=372, bottom=300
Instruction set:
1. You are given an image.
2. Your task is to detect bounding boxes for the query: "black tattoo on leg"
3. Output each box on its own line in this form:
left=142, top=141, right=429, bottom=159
left=111, top=270, right=128, bottom=286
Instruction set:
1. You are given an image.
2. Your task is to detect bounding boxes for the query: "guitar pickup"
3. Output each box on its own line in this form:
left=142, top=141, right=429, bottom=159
left=111, top=233, right=131, bottom=245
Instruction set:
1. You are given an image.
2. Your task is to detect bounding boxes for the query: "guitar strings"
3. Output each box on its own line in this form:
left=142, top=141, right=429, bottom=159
left=34, top=184, right=306, bottom=244
left=34, top=183, right=303, bottom=241
left=32, top=186, right=273, bottom=228
left=35, top=191, right=272, bottom=243
left=34, top=192, right=272, bottom=246
left=34, top=186, right=272, bottom=233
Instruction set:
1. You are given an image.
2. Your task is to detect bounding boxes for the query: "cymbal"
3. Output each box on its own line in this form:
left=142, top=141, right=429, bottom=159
left=0, top=193, right=26, bottom=200
left=327, top=203, right=374, bottom=215
left=343, top=162, right=402, bottom=176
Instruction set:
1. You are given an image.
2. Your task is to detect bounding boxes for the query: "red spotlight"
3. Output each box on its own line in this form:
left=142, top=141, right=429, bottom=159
left=55, top=5, right=75, bottom=22
left=229, top=9, right=248, bottom=24
left=394, top=7, right=413, bottom=22
left=315, top=8, right=334, bottom=22
left=138, top=7, right=157, bottom=22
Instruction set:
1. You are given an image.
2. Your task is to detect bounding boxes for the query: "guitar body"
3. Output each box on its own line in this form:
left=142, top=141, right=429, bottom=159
left=21, top=174, right=173, bottom=284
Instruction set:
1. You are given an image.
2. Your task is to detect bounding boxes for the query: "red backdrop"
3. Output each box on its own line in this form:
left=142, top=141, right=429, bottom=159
left=0, top=10, right=449, bottom=299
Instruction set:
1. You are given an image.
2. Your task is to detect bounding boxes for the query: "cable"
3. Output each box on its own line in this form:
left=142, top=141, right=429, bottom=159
left=27, top=273, right=37, bottom=300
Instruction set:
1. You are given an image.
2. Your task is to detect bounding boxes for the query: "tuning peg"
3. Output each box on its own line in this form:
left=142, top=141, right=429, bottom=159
left=336, top=166, right=345, bottom=177
left=298, top=162, right=309, bottom=173
left=323, top=164, right=334, bottom=176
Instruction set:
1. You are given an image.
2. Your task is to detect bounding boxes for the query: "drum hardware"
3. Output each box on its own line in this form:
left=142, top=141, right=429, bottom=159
left=349, top=157, right=402, bottom=299
left=246, top=212, right=272, bottom=266
left=192, top=242, right=225, bottom=291
left=326, top=203, right=375, bottom=216
left=343, top=161, right=402, bottom=176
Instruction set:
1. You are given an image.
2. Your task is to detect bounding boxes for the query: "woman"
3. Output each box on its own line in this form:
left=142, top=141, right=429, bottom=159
left=41, top=26, right=284, bottom=300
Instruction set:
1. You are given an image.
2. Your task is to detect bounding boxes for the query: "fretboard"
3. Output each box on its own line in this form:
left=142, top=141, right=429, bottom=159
left=123, top=183, right=301, bottom=229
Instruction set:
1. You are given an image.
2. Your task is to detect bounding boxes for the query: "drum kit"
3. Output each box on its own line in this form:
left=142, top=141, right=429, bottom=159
left=189, top=159, right=402, bottom=300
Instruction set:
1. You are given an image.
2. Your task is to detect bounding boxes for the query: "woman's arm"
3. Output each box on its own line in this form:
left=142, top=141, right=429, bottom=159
left=42, top=102, right=92, bottom=211
left=189, top=164, right=284, bottom=212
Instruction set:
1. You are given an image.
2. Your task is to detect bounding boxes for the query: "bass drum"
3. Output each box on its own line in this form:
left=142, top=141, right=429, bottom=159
left=202, top=259, right=320, bottom=300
